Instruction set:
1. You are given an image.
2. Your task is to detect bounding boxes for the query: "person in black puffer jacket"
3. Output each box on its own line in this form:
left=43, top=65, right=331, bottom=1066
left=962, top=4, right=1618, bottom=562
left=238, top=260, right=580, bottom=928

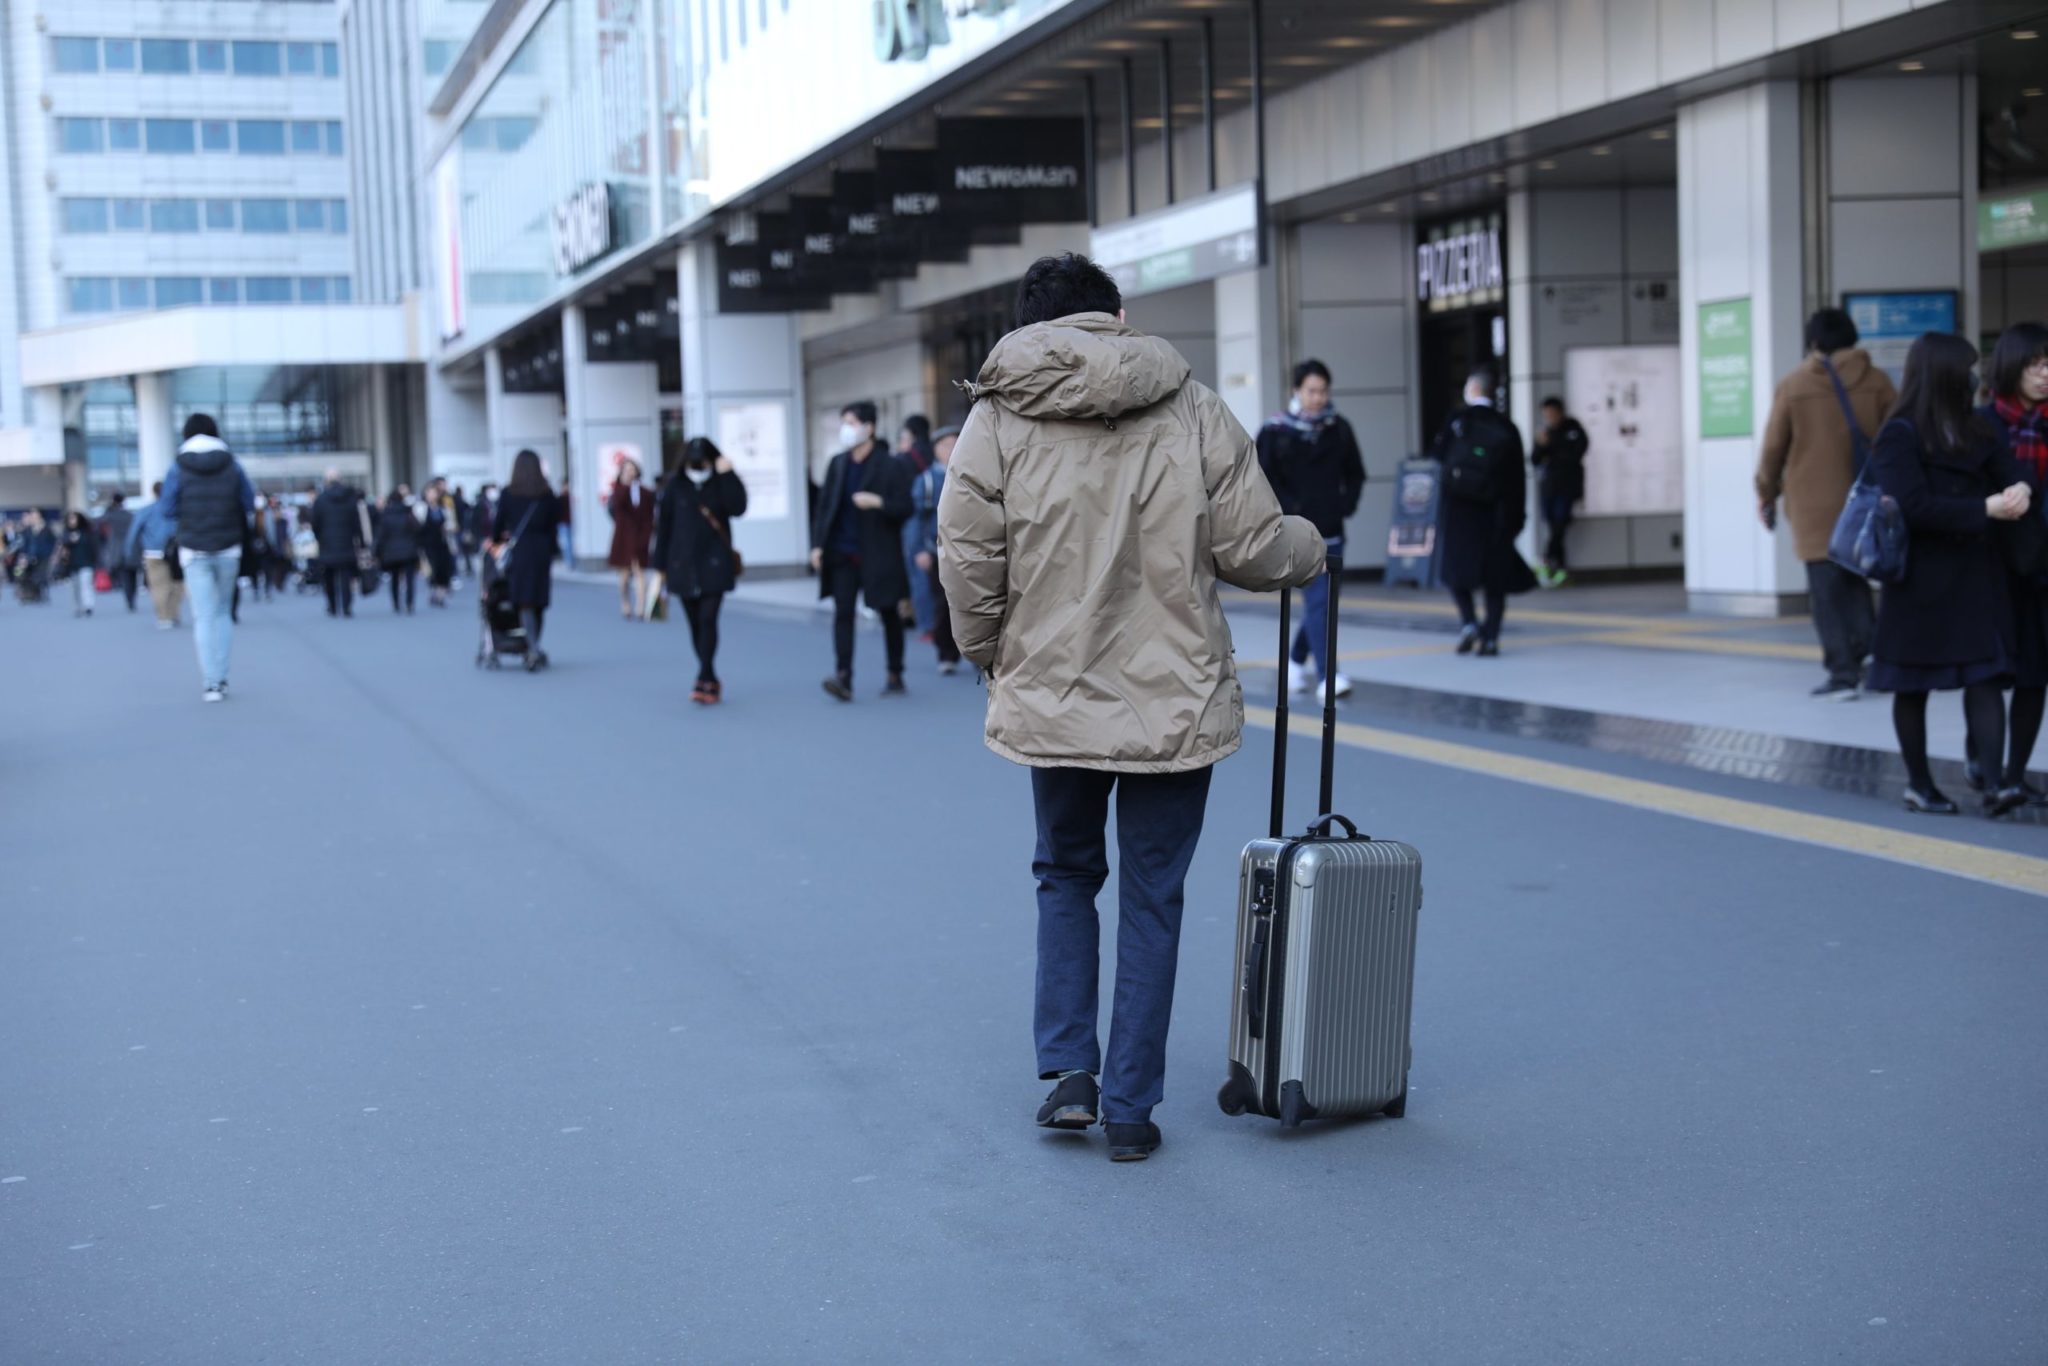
left=159, top=414, right=255, bottom=700
left=310, top=470, right=366, bottom=617
left=373, top=488, right=421, bottom=613
left=654, top=436, right=748, bottom=703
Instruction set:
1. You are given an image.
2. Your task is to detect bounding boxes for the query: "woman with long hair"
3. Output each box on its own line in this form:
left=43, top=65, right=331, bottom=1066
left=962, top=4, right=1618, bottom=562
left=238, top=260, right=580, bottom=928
left=417, top=478, right=457, bottom=607
left=653, top=437, right=747, bottom=703
left=1975, top=322, right=2048, bottom=804
left=1867, top=332, right=2033, bottom=816
left=490, top=450, right=563, bottom=671
left=60, top=510, right=98, bottom=617
left=896, top=415, right=936, bottom=636
left=373, top=486, right=420, bottom=613
left=607, top=458, right=655, bottom=620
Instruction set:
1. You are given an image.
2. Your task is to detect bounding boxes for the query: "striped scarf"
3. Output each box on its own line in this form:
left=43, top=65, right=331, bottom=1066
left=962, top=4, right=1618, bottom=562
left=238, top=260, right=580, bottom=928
left=1994, top=395, right=2048, bottom=485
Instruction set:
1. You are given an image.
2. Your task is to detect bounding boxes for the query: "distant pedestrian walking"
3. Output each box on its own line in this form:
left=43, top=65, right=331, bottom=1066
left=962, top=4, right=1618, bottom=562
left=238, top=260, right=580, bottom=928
left=127, top=481, right=184, bottom=628
left=608, top=460, right=655, bottom=620
left=159, top=414, right=256, bottom=702
left=97, top=492, right=138, bottom=612
left=58, top=512, right=98, bottom=617
left=654, top=437, right=747, bottom=704
left=897, top=414, right=938, bottom=636
left=1258, top=358, right=1365, bottom=697
left=418, top=478, right=457, bottom=607
left=310, top=470, right=365, bottom=618
left=939, top=252, right=1324, bottom=1162
left=1757, top=309, right=1898, bottom=699
left=1433, top=365, right=1536, bottom=656
left=490, top=449, right=563, bottom=671
left=1977, top=321, right=2048, bottom=804
left=1865, top=333, right=2032, bottom=818
left=1531, top=395, right=1589, bottom=587
left=911, top=425, right=961, bottom=675
left=557, top=479, right=575, bottom=570
left=373, top=488, right=420, bottom=613
left=812, top=400, right=914, bottom=700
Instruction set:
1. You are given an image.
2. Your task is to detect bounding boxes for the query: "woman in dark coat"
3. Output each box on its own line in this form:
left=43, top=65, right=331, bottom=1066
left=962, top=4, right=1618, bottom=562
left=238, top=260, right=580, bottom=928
left=1432, top=371, right=1538, bottom=656
left=60, top=511, right=98, bottom=617
left=310, top=476, right=365, bottom=617
left=372, top=489, right=420, bottom=614
left=417, top=480, right=457, bottom=607
left=1976, top=322, right=2048, bottom=803
left=607, top=460, right=655, bottom=620
left=1867, top=332, right=2034, bottom=817
left=810, top=417, right=914, bottom=699
left=489, top=449, right=562, bottom=671
left=654, top=437, right=748, bottom=704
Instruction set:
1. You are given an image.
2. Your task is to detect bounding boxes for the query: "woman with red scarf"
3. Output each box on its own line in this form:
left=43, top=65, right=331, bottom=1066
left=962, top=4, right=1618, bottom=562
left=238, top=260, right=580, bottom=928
left=1979, top=322, right=2048, bottom=803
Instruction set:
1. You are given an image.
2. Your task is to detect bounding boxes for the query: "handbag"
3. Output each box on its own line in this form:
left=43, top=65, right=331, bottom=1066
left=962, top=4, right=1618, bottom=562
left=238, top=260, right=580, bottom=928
left=1827, top=422, right=1908, bottom=585
left=354, top=500, right=378, bottom=575
left=700, top=504, right=743, bottom=579
left=494, top=504, right=539, bottom=573
left=95, top=568, right=112, bottom=593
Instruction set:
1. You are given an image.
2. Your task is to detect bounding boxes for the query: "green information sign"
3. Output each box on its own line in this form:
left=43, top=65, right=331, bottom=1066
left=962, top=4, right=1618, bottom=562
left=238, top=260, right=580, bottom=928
left=1980, top=187, right=2048, bottom=254
left=1698, top=298, right=1753, bottom=439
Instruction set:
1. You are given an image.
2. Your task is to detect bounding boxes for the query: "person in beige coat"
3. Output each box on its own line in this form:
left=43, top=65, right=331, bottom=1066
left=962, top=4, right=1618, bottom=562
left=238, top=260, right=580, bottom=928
left=939, top=252, right=1324, bottom=1163
left=1756, top=308, right=1899, bottom=698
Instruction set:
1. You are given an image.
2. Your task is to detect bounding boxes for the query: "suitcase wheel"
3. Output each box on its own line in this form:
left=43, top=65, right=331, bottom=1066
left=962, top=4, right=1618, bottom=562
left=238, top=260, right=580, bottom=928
left=1383, top=1086, right=1407, bottom=1119
left=1216, top=1081, right=1247, bottom=1117
left=1217, top=1064, right=1259, bottom=1118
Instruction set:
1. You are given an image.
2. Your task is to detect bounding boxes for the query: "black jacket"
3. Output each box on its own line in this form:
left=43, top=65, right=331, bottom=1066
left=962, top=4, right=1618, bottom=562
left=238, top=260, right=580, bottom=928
left=655, top=469, right=748, bottom=600
left=1256, top=411, right=1367, bottom=538
left=1869, top=417, right=2022, bottom=677
left=812, top=447, right=913, bottom=609
left=167, top=437, right=252, bottom=554
left=311, top=485, right=365, bottom=567
left=1432, top=404, right=1537, bottom=596
left=1532, top=417, right=1590, bottom=502
left=373, top=502, right=419, bottom=567
left=492, top=491, right=560, bottom=609
left=97, top=507, right=134, bottom=568
left=60, top=525, right=98, bottom=572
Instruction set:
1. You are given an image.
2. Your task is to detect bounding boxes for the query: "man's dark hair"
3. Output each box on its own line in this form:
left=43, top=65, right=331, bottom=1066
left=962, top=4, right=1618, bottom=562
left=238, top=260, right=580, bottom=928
left=1988, top=321, right=2048, bottom=400
left=151, top=481, right=163, bottom=496
left=1014, top=252, right=1121, bottom=328
left=1805, top=308, right=1858, bottom=355
left=1468, top=365, right=1499, bottom=395
left=1540, top=395, right=1565, bottom=412
left=1291, top=359, right=1331, bottom=389
left=182, top=412, right=220, bottom=440
left=109, top=491, right=125, bottom=507
left=841, top=400, right=877, bottom=428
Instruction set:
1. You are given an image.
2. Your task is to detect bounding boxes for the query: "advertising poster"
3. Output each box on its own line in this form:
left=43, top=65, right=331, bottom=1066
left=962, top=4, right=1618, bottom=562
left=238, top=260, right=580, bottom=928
left=1843, top=291, right=1957, bottom=388
left=715, top=401, right=791, bottom=523
left=1697, top=299, right=1753, bottom=438
left=1566, top=345, right=1684, bottom=516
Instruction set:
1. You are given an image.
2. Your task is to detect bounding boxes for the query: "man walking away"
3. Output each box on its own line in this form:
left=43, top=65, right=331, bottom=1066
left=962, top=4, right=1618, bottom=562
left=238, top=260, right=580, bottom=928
left=1757, top=308, right=1897, bottom=700
left=1433, top=366, right=1537, bottom=656
left=811, top=400, right=914, bottom=700
left=310, top=469, right=364, bottom=617
left=98, top=492, right=138, bottom=611
left=1257, top=359, right=1366, bottom=699
left=159, top=414, right=255, bottom=702
left=1531, top=396, right=1590, bottom=587
left=126, top=480, right=184, bottom=629
left=912, top=425, right=962, bottom=675
left=939, top=253, right=1324, bottom=1163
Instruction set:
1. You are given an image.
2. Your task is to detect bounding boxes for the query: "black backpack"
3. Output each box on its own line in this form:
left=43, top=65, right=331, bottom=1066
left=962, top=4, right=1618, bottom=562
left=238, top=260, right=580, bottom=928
left=1440, top=417, right=1498, bottom=503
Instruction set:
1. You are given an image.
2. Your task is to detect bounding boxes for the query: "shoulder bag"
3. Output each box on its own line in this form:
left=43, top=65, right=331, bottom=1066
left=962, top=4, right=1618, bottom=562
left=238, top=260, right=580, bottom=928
left=1826, top=418, right=1907, bottom=585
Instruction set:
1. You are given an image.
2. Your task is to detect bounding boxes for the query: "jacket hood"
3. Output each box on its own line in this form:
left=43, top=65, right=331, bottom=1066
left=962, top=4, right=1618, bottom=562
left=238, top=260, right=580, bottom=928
left=177, top=434, right=232, bottom=475
left=1807, top=348, right=1873, bottom=385
left=968, top=313, right=1190, bottom=421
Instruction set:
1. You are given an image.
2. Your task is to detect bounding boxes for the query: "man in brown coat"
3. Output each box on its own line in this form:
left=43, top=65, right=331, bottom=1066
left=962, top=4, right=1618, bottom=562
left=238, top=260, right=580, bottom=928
left=939, top=253, right=1324, bottom=1162
left=1756, top=308, right=1899, bottom=699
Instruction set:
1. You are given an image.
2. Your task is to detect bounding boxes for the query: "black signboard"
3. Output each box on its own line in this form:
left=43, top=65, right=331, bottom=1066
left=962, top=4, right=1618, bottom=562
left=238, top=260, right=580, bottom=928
left=934, top=118, right=1088, bottom=224
left=585, top=284, right=664, bottom=364
left=792, top=195, right=879, bottom=296
left=874, top=150, right=973, bottom=264
left=717, top=214, right=830, bottom=314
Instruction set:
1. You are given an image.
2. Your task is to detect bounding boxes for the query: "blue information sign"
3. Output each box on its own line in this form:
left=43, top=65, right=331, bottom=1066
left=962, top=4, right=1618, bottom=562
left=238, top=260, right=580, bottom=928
left=1384, top=458, right=1442, bottom=590
left=1843, top=291, right=1957, bottom=386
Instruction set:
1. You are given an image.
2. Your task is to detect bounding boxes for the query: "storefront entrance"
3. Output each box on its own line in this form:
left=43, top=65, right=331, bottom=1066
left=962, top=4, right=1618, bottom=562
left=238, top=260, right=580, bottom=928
left=1414, top=209, right=1507, bottom=445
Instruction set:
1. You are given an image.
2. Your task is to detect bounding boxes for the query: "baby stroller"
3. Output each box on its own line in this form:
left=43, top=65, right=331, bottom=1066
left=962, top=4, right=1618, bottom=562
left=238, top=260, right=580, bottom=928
left=475, top=550, right=541, bottom=669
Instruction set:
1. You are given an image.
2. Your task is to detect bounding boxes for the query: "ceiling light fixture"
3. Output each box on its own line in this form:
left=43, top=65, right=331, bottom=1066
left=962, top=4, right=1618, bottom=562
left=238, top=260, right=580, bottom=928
left=1537, top=159, right=1557, bottom=170
left=2026, top=87, right=2046, bottom=98
left=1898, top=60, right=1925, bottom=72
left=1648, top=128, right=1672, bottom=141
left=1419, top=190, right=1440, bottom=202
left=2014, top=29, right=2040, bottom=40
left=1590, top=145, right=1612, bottom=156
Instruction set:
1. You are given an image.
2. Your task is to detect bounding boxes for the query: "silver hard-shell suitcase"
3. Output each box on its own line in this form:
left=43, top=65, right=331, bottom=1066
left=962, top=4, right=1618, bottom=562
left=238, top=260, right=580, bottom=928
left=1218, top=564, right=1423, bottom=1127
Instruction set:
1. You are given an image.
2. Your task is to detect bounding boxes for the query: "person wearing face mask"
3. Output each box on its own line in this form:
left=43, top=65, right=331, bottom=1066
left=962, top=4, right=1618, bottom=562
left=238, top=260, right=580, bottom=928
left=1974, top=321, right=2048, bottom=804
left=811, top=400, right=915, bottom=700
left=607, top=459, right=656, bottom=620
left=1432, top=365, right=1536, bottom=655
left=654, top=437, right=748, bottom=704
left=1258, top=359, right=1365, bottom=698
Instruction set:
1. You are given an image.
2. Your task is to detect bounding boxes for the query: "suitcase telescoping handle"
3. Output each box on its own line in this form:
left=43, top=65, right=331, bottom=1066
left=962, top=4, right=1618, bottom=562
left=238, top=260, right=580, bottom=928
left=1269, top=553, right=1352, bottom=841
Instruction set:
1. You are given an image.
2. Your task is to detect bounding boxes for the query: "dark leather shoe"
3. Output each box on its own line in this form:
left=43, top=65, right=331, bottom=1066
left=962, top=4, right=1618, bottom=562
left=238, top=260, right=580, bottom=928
left=1987, top=786, right=2028, bottom=819
left=1455, top=626, right=1479, bottom=655
left=1903, top=787, right=1959, bottom=815
left=1476, top=638, right=1500, bottom=658
left=1035, top=1072, right=1098, bottom=1130
left=1964, top=761, right=1989, bottom=794
left=821, top=675, right=853, bottom=702
left=1106, top=1121, right=1162, bottom=1162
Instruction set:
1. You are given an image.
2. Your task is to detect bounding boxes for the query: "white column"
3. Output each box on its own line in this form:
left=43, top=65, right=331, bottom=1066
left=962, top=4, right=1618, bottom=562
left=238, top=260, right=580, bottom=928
left=1215, top=263, right=1283, bottom=439
left=134, top=375, right=174, bottom=497
left=1678, top=81, right=1807, bottom=616
left=678, top=240, right=809, bottom=571
left=560, top=304, right=589, bottom=565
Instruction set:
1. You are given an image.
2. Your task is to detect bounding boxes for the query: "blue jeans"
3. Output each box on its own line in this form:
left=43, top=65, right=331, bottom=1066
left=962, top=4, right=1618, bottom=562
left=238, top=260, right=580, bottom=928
left=901, top=518, right=934, bottom=632
left=1032, top=764, right=1214, bottom=1124
left=1289, top=535, right=1345, bottom=678
left=181, top=549, right=240, bottom=686
left=557, top=524, right=574, bottom=569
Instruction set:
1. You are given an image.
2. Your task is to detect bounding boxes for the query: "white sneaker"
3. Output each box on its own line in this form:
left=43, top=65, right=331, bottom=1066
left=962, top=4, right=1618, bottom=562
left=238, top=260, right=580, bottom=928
left=202, top=686, right=224, bottom=703
left=155, top=620, right=174, bottom=631
left=1287, top=659, right=1315, bottom=694
left=1330, top=673, right=1354, bottom=699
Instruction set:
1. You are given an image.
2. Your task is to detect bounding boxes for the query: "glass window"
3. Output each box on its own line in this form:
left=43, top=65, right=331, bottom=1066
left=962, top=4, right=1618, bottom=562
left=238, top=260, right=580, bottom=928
left=232, top=41, right=281, bottom=76
left=241, top=200, right=289, bottom=233
left=291, top=122, right=322, bottom=155
left=155, top=277, right=203, bottom=308
left=103, top=38, right=136, bottom=71
left=424, top=39, right=457, bottom=76
left=53, top=37, right=100, bottom=73
left=141, top=39, right=191, bottom=74
left=201, top=120, right=231, bottom=152
left=245, top=277, right=293, bottom=303
left=111, top=199, right=145, bottom=231
left=287, top=42, right=318, bottom=75
left=58, top=118, right=104, bottom=154
left=117, top=278, right=151, bottom=311
left=196, top=40, right=227, bottom=73
left=294, top=200, right=325, bottom=232
left=322, top=42, right=340, bottom=78
left=329, top=199, right=349, bottom=233
left=332, top=277, right=353, bottom=303
left=236, top=121, right=285, bottom=155
left=68, top=278, right=115, bottom=313
left=496, top=117, right=535, bottom=152
left=205, top=199, right=236, bottom=230
left=299, top=277, right=329, bottom=304
left=62, top=199, right=109, bottom=233
left=325, top=122, right=345, bottom=156
left=107, top=118, right=140, bottom=151
left=150, top=200, right=200, bottom=233
left=146, top=119, right=196, bottom=154
left=209, top=277, right=240, bottom=305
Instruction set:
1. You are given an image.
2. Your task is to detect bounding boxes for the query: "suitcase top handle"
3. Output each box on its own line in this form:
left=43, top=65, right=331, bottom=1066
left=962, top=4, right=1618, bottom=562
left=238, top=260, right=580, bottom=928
left=1305, top=812, right=1359, bottom=839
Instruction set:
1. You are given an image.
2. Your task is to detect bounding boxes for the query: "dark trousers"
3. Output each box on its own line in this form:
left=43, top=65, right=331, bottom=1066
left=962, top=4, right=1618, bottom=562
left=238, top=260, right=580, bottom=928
left=388, top=566, right=416, bottom=612
left=1805, top=560, right=1874, bottom=688
left=683, top=593, right=724, bottom=682
left=113, top=565, right=139, bottom=610
left=1541, top=492, right=1576, bottom=570
left=828, top=559, right=904, bottom=682
left=1031, top=764, right=1214, bottom=1125
left=1451, top=586, right=1506, bottom=642
left=322, top=565, right=354, bottom=615
left=928, top=565, right=959, bottom=665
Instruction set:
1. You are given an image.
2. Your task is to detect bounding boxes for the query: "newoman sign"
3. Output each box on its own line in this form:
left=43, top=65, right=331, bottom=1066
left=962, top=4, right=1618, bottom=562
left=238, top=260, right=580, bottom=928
left=1417, top=217, right=1504, bottom=313
left=551, top=182, right=615, bottom=277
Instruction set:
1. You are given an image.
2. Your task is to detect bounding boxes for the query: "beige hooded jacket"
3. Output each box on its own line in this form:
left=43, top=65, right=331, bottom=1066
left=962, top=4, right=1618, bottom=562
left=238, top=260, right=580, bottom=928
left=937, top=313, right=1326, bottom=773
